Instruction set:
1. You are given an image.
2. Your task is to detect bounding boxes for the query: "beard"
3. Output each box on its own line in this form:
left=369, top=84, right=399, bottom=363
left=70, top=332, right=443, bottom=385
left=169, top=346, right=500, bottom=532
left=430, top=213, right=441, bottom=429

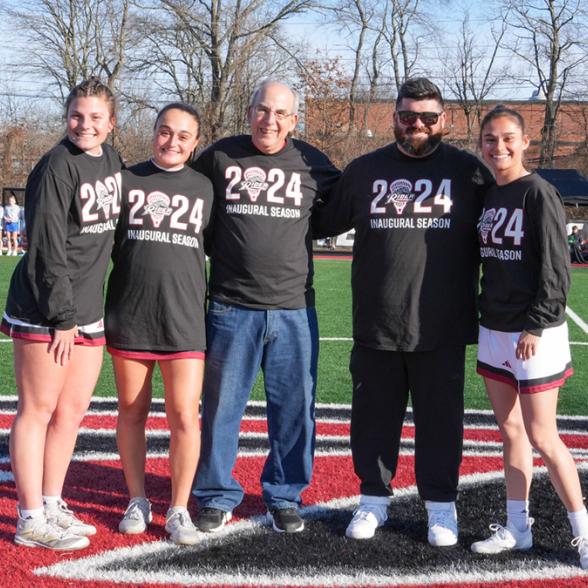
left=394, top=124, right=443, bottom=157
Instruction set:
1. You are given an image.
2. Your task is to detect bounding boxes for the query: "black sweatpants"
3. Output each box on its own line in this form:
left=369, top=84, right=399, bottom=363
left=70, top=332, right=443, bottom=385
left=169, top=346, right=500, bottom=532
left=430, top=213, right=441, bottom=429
left=349, top=343, right=465, bottom=502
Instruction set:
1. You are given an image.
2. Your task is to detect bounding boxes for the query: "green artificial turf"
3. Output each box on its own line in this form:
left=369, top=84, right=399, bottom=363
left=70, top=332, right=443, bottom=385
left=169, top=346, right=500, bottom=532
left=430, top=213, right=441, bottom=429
left=0, top=256, right=586, bottom=415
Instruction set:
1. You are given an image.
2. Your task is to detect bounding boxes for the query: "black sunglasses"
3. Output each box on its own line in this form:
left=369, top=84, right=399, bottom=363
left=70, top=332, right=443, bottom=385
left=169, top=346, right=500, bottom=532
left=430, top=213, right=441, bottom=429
left=397, top=111, right=442, bottom=126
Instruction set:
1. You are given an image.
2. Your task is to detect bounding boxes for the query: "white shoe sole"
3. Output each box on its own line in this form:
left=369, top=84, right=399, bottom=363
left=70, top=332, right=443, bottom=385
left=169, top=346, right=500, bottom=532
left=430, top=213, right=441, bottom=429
left=119, top=513, right=152, bottom=535
left=471, top=540, right=532, bottom=554
left=167, top=531, right=200, bottom=545
left=346, top=529, right=377, bottom=539
left=14, top=535, right=90, bottom=550
left=429, top=535, right=458, bottom=547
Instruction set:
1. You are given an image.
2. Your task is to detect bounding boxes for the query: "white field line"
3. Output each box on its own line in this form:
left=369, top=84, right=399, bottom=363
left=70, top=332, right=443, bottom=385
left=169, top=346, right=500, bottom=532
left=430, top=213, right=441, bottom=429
left=566, top=305, right=588, bottom=336
left=3, top=395, right=588, bottom=420
left=2, top=337, right=588, bottom=345
left=33, top=465, right=588, bottom=587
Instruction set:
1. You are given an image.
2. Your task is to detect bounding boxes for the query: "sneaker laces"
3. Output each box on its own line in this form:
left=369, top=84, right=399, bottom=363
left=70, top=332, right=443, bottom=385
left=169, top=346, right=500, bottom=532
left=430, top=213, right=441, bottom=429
left=44, top=500, right=75, bottom=525
left=30, top=517, right=75, bottom=540
left=486, top=523, right=510, bottom=540
left=124, top=500, right=147, bottom=521
left=168, top=510, right=195, bottom=530
left=571, top=536, right=588, bottom=549
left=53, top=500, right=78, bottom=522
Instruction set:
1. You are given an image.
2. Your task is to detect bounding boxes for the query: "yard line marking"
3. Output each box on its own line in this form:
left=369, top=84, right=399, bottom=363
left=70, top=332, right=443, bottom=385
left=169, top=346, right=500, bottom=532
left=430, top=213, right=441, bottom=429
left=318, top=337, right=588, bottom=346
left=567, top=305, right=588, bottom=335
left=1, top=337, right=587, bottom=345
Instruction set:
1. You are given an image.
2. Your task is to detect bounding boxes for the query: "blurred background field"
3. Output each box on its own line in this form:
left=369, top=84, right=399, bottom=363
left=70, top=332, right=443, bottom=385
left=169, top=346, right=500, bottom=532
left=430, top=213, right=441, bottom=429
left=0, top=257, right=586, bottom=415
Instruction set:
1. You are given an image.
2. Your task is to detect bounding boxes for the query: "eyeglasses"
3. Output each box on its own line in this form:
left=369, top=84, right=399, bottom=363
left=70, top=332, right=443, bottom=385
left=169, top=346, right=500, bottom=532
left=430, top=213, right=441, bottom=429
left=396, top=111, right=442, bottom=126
left=253, top=105, right=295, bottom=121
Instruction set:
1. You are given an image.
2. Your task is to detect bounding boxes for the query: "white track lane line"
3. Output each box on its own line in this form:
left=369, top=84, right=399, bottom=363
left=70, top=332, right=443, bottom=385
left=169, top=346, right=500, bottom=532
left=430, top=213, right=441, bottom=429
left=566, top=305, right=588, bottom=336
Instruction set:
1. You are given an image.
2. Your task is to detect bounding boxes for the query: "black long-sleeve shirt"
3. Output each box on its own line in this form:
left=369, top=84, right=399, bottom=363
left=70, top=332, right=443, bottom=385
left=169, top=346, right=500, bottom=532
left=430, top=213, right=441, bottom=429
left=5, top=139, right=123, bottom=329
left=314, top=142, right=494, bottom=351
left=105, top=161, right=214, bottom=352
left=193, top=135, right=340, bottom=309
left=478, top=173, right=570, bottom=335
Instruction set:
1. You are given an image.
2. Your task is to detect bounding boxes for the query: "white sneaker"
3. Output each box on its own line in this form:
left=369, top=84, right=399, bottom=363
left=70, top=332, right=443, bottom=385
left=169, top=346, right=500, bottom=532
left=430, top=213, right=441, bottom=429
left=345, top=503, right=388, bottom=539
left=471, top=520, right=533, bottom=554
left=15, top=515, right=89, bottom=550
left=426, top=501, right=458, bottom=547
left=119, top=497, right=152, bottom=534
left=571, top=536, right=588, bottom=569
left=165, top=508, right=199, bottom=545
left=45, top=498, right=96, bottom=536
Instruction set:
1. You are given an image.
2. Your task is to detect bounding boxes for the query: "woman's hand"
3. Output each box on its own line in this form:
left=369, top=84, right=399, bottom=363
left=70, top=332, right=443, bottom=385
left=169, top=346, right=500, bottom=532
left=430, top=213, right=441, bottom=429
left=49, top=325, right=78, bottom=366
left=515, top=330, right=540, bottom=361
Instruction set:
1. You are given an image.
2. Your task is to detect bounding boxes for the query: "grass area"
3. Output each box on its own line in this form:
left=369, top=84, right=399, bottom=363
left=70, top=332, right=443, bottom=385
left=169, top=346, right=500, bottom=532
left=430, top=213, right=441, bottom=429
left=0, top=256, right=587, bottom=414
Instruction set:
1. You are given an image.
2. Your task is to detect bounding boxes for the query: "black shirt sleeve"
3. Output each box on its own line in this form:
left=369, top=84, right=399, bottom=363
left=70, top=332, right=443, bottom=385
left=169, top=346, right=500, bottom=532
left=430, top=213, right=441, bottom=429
left=24, top=163, right=77, bottom=329
left=523, top=186, right=570, bottom=335
left=311, top=164, right=356, bottom=238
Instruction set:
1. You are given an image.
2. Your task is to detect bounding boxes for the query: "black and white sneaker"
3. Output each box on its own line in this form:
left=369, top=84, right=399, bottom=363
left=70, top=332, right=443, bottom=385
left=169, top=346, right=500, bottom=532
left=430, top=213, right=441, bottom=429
left=267, top=508, right=304, bottom=533
left=195, top=507, right=232, bottom=532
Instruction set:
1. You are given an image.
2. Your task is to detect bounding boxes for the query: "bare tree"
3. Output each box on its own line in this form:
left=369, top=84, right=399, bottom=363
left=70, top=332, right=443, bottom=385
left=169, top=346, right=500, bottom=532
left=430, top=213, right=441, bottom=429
left=0, top=114, right=62, bottom=189
left=504, top=0, right=588, bottom=166
left=4, top=0, right=131, bottom=100
left=361, top=17, right=386, bottom=134
left=298, top=56, right=351, bottom=167
left=323, top=0, right=381, bottom=131
left=138, top=0, right=313, bottom=141
left=380, top=0, right=432, bottom=93
left=443, top=10, right=508, bottom=147
left=128, top=4, right=300, bottom=143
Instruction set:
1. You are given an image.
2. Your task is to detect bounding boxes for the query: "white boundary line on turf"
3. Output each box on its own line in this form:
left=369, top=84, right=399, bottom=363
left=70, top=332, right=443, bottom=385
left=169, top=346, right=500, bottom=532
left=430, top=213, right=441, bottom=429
left=3, top=395, right=588, bottom=419
left=566, top=305, right=588, bottom=335
left=33, top=464, right=588, bottom=587
left=2, top=337, right=588, bottom=345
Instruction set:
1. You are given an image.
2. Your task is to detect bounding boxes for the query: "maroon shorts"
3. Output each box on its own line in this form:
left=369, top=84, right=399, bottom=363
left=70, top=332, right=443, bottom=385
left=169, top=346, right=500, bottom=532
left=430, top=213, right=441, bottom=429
left=107, top=346, right=205, bottom=361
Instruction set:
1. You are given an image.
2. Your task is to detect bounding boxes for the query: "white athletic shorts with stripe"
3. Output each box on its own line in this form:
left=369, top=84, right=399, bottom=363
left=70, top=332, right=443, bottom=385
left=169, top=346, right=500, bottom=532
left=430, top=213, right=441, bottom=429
left=476, top=323, right=573, bottom=394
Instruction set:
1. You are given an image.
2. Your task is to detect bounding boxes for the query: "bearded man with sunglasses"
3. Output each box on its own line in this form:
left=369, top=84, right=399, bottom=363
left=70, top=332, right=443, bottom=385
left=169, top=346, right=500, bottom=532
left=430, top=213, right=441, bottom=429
left=315, top=77, right=494, bottom=546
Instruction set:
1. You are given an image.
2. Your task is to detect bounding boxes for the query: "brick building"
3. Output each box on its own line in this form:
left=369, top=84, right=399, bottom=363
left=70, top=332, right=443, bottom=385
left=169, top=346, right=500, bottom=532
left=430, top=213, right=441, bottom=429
left=304, top=98, right=588, bottom=167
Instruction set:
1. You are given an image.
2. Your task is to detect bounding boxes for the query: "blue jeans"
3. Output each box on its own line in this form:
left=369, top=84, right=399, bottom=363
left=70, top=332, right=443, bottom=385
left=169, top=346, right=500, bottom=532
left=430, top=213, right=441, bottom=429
left=194, top=299, right=318, bottom=512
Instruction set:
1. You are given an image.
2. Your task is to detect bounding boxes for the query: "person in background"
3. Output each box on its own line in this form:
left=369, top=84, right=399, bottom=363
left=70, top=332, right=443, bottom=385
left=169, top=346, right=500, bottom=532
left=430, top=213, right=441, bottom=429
left=18, top=204, right=27, bottom=254
left=4, top=195, right=21, bottom=256
left=192, top=79, right=339, bottom=534
left=568, top=225, right=584, bottom=263
left=471, top=105, right=588, bottom=569
left=105, top=103, right=213, bottom=545
left=314, top=77, right=494, bottom=546
left=1, top=78, right=123, bottom=550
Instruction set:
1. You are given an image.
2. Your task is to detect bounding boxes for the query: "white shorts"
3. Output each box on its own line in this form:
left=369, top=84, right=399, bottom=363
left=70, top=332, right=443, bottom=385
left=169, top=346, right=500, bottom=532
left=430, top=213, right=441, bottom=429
left=477, top=323, right=573, bottom=394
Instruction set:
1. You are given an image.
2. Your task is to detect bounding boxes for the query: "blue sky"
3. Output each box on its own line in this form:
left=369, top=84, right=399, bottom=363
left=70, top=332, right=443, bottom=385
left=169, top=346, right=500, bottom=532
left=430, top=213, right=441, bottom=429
left=0, top=1, right=582, bottom=108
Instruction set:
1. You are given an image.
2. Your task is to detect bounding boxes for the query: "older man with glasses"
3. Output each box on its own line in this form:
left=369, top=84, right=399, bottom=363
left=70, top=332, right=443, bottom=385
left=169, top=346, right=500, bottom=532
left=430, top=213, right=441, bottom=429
left=315, top=77, right=494, bottom=546
left=191, top=80, right=339, bottom=534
